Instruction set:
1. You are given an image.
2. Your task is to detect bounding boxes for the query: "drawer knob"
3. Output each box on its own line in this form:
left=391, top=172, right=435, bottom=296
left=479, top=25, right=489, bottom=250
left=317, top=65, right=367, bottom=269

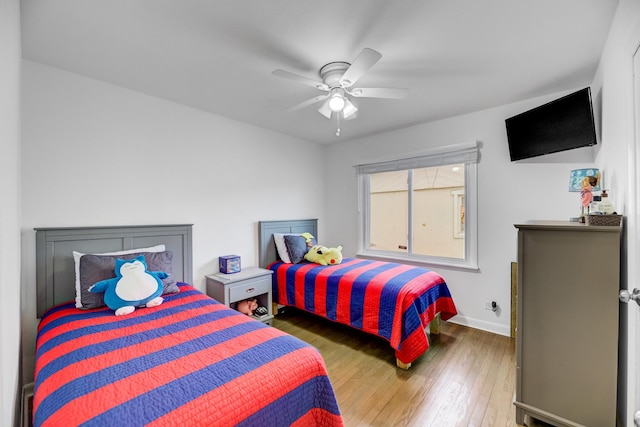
left=246, top=287, right=255, bottom=293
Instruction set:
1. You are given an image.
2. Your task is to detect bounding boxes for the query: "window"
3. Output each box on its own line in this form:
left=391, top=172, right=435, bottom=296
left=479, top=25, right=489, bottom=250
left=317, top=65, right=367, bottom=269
left=356, top=141, right=479, bottom=270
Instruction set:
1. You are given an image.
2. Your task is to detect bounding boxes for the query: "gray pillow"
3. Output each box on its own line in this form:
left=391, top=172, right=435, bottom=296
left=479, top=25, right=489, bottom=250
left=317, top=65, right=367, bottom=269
left=78, top=251, right=177, bottom=309
left=283, top=235, right=317, bottom=264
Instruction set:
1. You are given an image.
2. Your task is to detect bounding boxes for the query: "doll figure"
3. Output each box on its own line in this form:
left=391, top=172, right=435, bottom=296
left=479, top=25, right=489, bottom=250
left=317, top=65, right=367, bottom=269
left=581, top=176, right=594, bottom=215
left=236, top=298, right=258, bottom=316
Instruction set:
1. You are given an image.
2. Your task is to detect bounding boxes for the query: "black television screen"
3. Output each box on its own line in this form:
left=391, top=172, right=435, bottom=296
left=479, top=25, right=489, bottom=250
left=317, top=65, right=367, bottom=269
left=505, top=87, right=597, bottom=161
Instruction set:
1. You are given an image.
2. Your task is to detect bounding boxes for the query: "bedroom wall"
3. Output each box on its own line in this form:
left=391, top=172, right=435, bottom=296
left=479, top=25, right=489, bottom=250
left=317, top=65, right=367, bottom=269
left=20, top=60, right=326, bottom=384
left=1, top=0, right=22, bottom=425
left=590, top=0, right=640, bottom=422
left=592, top=0, right=639, bottom=219
left=323, top=91, right=599, bottom=336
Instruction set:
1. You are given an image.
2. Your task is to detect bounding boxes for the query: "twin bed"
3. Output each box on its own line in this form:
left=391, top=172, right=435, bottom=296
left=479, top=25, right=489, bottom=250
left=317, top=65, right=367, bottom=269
left=33, top=224, right=342, bottom=427
left=258, top=219, right=457, bottom=369
left=33, top=220, right=457, bottom=426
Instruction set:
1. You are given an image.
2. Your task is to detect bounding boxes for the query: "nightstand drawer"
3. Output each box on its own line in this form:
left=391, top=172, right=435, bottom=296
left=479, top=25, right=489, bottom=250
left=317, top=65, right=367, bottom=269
left=228, top=276, right=271, bottom=302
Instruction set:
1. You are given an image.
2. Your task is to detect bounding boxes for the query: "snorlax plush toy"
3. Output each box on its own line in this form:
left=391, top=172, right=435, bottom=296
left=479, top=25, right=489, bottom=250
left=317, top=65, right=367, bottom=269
left=89, top=255, right=168, bottom=316
left=304, top=245, right=343, bottom=266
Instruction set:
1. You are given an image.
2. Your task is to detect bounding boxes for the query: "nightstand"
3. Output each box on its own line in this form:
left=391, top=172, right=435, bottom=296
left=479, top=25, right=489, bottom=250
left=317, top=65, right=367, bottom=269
left=205, top=267, right=274, bottom=325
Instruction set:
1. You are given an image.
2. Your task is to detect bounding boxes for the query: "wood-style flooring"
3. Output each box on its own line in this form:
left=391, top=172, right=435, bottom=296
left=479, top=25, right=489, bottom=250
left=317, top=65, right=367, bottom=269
left=271, top=308, right=550, bottom=427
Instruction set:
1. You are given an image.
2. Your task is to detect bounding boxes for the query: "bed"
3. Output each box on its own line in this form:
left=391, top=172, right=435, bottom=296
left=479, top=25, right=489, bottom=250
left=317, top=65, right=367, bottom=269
left=33, top=224, right=343, bottom=427
left=258, top=219, right=458, bottom=370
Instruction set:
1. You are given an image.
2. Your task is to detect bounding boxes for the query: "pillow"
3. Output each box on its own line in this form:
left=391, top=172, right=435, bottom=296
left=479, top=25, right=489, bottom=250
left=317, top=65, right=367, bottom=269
left=283, top=234, right=317, bottom=264
left=78, top=250, right=176, bottom=309
left=73, top=244, right=165, bottom=308
left=273, top=233, right=292, bottom=263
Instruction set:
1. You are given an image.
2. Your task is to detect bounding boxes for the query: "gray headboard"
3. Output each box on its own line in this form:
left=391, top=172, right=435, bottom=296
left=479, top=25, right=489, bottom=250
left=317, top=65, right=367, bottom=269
left=258, top=219, right=318, bottom=268
left=35, top=224, right=193, bottom=317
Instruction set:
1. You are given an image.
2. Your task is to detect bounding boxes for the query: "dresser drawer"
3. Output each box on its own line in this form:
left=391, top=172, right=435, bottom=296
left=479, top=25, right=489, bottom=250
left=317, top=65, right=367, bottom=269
left=228, top=275, right=271, bottom=302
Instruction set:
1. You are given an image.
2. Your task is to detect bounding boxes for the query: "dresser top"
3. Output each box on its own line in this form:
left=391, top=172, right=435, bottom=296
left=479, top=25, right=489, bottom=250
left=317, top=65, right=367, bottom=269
left=514, top=220, right=622, bottom=233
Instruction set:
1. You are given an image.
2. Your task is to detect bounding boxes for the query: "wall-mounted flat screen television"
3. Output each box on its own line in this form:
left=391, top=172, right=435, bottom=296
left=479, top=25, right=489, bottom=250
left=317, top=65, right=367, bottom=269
left=505, top=87, right=597, bottom=161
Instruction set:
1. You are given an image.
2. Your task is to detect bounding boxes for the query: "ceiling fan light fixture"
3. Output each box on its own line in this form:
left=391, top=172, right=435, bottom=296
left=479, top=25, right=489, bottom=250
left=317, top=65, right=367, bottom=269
left=342, top=99, right=358, bottom=119
left=328, top=88, right=346, bottom=112
left=273, top=48, right=408, bottom=134
left=318, top=98, right=332, bottom=118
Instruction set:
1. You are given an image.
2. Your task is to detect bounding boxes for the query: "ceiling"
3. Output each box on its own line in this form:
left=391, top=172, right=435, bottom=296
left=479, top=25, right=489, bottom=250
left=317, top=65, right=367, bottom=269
left=20, top=0, right=619, bottom=145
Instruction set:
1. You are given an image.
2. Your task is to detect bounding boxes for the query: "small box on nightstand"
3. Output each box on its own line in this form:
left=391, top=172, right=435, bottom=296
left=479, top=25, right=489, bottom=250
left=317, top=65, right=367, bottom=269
left=219, top=255, right=241, bottom=274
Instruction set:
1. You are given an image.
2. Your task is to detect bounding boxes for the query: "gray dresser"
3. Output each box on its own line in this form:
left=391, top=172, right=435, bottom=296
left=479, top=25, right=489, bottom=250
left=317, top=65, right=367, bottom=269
left=514, top=221, right=621, bottom=426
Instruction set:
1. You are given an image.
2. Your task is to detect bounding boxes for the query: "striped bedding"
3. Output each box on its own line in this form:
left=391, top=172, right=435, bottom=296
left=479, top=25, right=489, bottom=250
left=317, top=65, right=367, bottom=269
left=269, top=258, right=457, bottom=364
left=34, top=284, right=343, bottom=427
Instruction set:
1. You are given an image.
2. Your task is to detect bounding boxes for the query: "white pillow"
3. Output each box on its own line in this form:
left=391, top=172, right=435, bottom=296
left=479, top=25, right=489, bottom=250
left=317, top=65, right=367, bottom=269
left=73, top=244, right=165, bottom=308
left=273, top=233, right=292, bottom=263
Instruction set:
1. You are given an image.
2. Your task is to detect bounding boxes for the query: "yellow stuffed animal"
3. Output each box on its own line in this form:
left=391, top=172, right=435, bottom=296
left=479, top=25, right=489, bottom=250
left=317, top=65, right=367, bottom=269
left=304, top=245, right=343, bottom=266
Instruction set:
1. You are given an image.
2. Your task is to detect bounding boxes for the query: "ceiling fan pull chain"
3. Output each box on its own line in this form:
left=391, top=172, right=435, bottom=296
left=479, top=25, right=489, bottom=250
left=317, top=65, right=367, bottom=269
left=336, top=113, right=341, bottom=137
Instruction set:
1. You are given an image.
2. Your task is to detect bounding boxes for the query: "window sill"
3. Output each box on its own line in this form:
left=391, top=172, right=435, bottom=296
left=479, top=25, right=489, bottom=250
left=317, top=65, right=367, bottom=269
left=355, top=251, right=479, bottom=272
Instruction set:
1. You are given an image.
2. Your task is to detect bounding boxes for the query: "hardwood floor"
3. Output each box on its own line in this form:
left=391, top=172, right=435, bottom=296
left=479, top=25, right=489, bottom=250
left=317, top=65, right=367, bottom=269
left=272, top=308, right=551, bottom=427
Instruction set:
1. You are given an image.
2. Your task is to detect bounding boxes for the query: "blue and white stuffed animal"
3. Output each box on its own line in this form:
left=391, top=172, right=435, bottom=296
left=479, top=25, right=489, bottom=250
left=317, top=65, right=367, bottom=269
left=89, top=255, right=168, bottom=316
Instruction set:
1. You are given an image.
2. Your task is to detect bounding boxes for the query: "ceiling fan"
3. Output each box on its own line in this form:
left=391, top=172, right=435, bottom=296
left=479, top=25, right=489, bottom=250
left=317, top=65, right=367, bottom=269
left=272, top=48, right=408, bottom=127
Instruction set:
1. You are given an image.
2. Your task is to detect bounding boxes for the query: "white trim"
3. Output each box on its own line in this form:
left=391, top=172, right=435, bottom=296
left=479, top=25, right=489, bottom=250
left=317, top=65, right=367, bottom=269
left=452, top=189, right=465, bottom=239
left=625, top=40, right=640, bottom=427
left=447, top=315, right=511, bottom=337
left=356, top=143, right=480, bottom=271
left=356, top=252, right=480, bottom=272
left=354, top=140, right=481, bottom=172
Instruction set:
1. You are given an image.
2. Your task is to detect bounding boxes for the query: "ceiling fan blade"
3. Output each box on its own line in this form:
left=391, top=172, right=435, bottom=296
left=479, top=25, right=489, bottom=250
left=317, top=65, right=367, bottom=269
left=318, top=98, right=332, bottom=119
left=272, top=69, right=329, bottom=91
left=339, top=48, right=382, bottom=87
left=286, top=94, right=329, bottom=111
left=350, top=87, right=409, bottom=99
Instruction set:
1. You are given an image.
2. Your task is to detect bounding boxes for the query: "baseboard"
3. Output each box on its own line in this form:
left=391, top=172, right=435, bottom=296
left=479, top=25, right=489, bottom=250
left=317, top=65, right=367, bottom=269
left=447, top=315, right=512, bottom=337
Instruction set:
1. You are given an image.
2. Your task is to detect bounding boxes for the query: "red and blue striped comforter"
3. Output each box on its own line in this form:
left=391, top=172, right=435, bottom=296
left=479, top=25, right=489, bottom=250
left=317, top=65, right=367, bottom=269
left=34, top=284, right=343, bottom=427
left=269, top=258, right=457, bottom=364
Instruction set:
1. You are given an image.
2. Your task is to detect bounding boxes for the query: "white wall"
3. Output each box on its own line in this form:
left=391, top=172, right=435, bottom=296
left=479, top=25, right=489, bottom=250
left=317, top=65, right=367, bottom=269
left=592, top=0, right=640, bottom=215
left=324, top=91, right=598, bottom=336
left=590, top=0, right=640, bottom=423
left=20, top=60, right=326, bottom=384
left=1, top=0, right=22, bottom=425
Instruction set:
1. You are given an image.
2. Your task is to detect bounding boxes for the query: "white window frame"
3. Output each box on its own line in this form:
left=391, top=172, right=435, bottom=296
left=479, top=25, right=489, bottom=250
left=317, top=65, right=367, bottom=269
left=356, top=141, right=479, bottom=271
left=452, top=189, right=465, bottom=239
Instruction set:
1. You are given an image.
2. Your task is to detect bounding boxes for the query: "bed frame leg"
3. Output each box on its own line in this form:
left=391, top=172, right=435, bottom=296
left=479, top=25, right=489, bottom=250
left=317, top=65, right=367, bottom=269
left=395, top=314, right=442, bottom=370
left=396, top=359, right=411, bottom=370
left=429, top=313, right=441, bottom=335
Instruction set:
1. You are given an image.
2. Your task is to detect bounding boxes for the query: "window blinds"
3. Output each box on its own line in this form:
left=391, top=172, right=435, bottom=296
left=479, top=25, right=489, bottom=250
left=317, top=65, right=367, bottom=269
left=355, top=141, right=480, bottom=174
